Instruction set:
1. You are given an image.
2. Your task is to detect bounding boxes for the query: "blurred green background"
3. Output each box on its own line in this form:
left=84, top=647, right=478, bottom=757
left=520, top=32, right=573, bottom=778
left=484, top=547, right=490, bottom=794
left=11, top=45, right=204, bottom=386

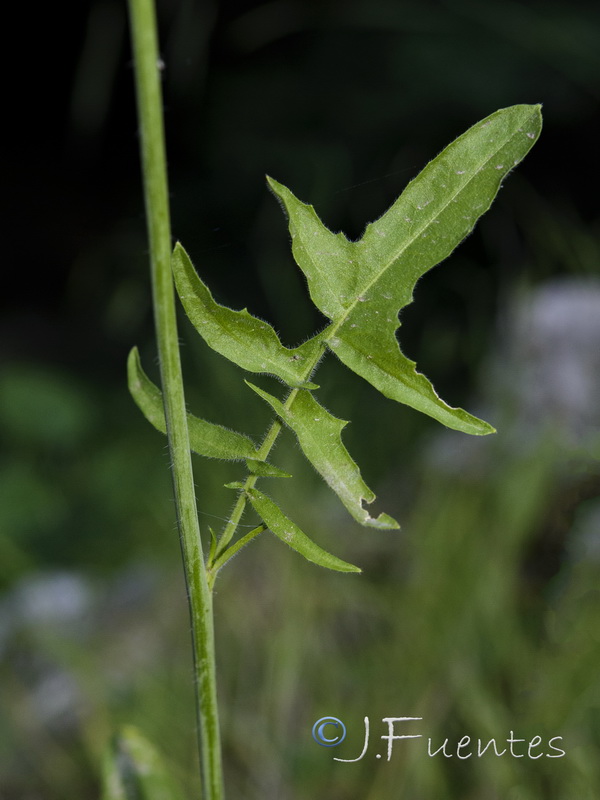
left=2, top=0, right=600, bottom=797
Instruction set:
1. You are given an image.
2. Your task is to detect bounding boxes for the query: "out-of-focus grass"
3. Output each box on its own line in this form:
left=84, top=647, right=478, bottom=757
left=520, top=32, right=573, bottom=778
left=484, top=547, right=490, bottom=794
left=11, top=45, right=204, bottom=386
left=210, top=435, right=600, bottom=799
left=2, top=346, right=599, bottom=798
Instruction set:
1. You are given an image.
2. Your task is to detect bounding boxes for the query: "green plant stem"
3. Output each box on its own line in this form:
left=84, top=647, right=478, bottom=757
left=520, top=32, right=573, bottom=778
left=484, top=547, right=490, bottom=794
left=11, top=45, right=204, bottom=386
left=127, top=1, right=223, bottom=797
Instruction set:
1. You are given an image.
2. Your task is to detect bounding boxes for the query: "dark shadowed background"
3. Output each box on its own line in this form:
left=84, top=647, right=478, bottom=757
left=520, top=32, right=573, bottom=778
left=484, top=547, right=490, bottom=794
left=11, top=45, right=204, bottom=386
left=1, top=1, right=600, bottom=798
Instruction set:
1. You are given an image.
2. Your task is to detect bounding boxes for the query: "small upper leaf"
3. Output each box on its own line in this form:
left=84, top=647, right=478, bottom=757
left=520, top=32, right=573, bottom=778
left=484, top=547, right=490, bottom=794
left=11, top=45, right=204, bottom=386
left=247, top=487, right=361, bottom=573
left=268, top=104, right=542, bottom=434
left=247, top=381, right=399, bottom=529
left=128, top=347, right=259, bottom=460
left=246, top=458, right=292, bottom=478
left=172, top=242, right=323, bottom=388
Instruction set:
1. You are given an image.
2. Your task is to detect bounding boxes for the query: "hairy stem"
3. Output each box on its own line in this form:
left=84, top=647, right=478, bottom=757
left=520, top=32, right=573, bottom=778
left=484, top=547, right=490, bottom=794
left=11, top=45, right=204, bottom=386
left=127, top=0, right=223, bottom=797
left=216, top=416, right=285, bottom=554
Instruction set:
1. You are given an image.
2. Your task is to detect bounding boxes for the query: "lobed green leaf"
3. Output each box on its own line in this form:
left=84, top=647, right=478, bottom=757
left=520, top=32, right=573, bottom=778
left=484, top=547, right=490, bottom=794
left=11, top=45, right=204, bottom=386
left=247, top=381, right=399, bottom=529
left=268, top=104, right=542, bottom=434
left=246, top=487, right=361, bottom=573
left=101, top=725, right=185, bottom=800
left=128, top=347, right=259, bottom=460
left=172, top=242, right=323, bottom=388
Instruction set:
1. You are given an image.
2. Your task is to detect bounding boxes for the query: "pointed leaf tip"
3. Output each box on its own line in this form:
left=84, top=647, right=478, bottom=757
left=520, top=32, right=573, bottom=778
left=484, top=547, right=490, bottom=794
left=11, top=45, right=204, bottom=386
left=247, top=488, right=361, bottom=573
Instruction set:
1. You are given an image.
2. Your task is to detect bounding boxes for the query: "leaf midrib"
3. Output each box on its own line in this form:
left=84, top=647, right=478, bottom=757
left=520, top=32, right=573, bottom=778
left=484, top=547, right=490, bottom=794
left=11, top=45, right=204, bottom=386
left=325, top=114, right=534, bottom=340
